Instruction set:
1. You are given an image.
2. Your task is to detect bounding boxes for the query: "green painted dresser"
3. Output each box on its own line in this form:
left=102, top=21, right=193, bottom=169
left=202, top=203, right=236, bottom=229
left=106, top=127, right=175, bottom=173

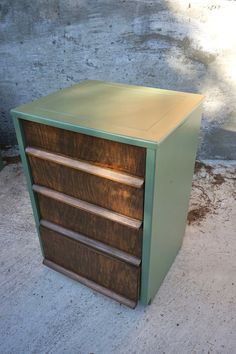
left=11, top=80, right=203, bottom=308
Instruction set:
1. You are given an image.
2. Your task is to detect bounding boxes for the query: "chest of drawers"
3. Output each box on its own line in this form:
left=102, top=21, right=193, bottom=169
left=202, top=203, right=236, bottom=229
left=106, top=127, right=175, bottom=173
left=12, top=80, right=203, bottom=308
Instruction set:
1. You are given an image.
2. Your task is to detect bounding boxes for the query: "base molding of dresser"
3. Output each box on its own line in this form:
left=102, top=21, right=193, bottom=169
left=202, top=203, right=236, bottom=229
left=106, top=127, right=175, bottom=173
left=43, top=258, right=137, bottom=309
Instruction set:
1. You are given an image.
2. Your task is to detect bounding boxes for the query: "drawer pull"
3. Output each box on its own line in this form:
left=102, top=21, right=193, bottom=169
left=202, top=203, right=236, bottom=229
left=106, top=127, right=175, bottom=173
left=33, top=184, right=142, bottom=229
left=41, top=220, right=141, bottom=267
left=26, top=147, right=144, bottom=188
left=43, top=259, right=136, bottom=308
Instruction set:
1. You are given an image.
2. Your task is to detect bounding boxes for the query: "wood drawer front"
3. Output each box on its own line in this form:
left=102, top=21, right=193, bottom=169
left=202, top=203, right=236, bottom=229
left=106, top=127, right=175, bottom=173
left=37, top=193, right=142, bottom=258
left=29, top=156, right=144, bottom=220
left=22, top=120, right=146, bottom=177
left=40, top=225, right=140, bottom=304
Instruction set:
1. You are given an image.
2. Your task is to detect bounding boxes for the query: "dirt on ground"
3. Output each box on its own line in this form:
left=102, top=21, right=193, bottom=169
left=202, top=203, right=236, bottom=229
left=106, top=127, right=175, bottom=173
left=187, top=160, right=236, bottom=225
left=2, top=155, right=21, bottom=165
left=1, top=145, right=21, bottom=166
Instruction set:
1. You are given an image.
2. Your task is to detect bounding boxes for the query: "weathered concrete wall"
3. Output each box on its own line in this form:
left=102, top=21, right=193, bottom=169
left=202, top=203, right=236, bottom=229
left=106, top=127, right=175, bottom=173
left=0, top=0, right=235, bottom=159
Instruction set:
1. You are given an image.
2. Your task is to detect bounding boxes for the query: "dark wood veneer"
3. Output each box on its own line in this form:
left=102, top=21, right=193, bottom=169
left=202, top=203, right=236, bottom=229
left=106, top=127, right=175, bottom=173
left=23, top=120, right=146, bottom=177
left=28, top=156, right=144, bottom=220
left=26, top=147, right=144, bottom=188
left=35, top=188, right=142, bottom=258
left=41, top=220, right=141, bottom=266
left=40, top=225, right=140, bottom=303
left=22, top=119, right=146, bottom=306
left=43, top=259, right=137, bottom=308
left=33, top=184, right=142, bottom=229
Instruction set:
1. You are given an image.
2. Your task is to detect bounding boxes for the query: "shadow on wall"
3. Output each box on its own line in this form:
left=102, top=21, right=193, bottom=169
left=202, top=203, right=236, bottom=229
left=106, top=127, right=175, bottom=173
left=0, top=0, right=235, bottom=159
left=125, top=0, right=236, bottom=160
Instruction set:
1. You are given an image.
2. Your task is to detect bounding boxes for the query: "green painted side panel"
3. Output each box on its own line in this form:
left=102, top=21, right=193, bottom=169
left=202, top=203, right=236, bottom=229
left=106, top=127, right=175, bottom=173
left=140, top=149, right=156, bottom=304
left=12, top=115, right=44, bottom=256
left=141, top=104, right=202, bottom=304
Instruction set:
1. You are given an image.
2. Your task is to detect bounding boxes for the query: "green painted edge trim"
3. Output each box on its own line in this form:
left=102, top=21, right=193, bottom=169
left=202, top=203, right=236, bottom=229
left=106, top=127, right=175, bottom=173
left=12, top=115, right=45, bottom=256
left=10, top=110, right=158, bottom=150
left=140, top=148, right=156, bottom=305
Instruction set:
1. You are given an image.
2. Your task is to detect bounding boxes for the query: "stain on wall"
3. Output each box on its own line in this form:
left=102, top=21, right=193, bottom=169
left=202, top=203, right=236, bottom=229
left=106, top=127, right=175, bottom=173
left=0, top=0, right=236, bottom=159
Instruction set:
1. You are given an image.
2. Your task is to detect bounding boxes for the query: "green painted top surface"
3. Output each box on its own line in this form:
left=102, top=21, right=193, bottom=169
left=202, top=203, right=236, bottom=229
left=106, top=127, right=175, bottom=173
left=11, top=80, right=203, bottom=146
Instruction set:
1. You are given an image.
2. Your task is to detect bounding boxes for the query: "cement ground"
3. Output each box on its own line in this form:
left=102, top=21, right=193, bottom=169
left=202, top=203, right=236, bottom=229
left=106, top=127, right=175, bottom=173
left=0, top=161, right=235, bottom=354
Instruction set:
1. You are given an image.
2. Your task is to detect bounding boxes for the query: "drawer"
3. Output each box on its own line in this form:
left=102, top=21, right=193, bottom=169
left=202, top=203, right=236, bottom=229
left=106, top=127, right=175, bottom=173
left=36, top=188, right=142, bottom=258
left=28, top=152, right=144, bottom=220
left=40, top=223, right=140, bottom=307
left=22, top=120, right=146, bottom=177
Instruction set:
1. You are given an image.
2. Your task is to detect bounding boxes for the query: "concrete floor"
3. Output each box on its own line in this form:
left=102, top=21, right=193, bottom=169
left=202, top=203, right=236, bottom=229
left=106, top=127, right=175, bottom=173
left=0, top=161, right=235, bottom=354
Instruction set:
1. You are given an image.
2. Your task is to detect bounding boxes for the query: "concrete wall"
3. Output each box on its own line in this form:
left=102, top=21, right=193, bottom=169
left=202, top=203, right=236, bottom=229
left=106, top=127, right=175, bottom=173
left=0, top=0, right=235, bottom=159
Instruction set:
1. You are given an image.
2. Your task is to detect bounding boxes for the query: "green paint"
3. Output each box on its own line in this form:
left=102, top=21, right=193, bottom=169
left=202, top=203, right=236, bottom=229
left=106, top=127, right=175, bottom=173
left=10, top=80, right=203, bottom=150
left=12, top=115, right=44, bottom=256
left=140, top=148, right=156, bottom=304
left=11, top=81, right=203, bottom=306
left=141, top=105, right=202, bottom=304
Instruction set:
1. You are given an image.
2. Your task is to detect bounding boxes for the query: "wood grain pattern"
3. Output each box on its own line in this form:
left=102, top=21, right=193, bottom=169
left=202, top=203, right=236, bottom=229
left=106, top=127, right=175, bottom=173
left=43, top=259, right=136, bottom=308
left=36, top=190, right=142, bottom=257
left=26, top=147, right=144, bottom=188
left=22, top=120, right=146, bottom=177
left=29, top=156, right=144, bottom=220
left=33, top=184, right=142, bottom=229
left=40, top=225, right=140, bottom=303
left=41, top=220, right=141, bottom=266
